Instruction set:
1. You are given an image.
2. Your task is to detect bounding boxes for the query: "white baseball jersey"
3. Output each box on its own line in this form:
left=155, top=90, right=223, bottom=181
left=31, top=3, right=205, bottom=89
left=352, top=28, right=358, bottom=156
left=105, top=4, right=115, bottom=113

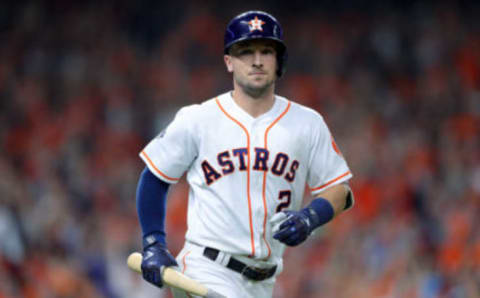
left=140, top=91, right=352, bottom=265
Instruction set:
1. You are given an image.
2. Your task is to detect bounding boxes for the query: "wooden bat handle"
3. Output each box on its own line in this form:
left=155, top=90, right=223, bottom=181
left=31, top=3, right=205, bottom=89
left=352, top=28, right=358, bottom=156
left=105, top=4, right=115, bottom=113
left=127, top=252, right=209, bottom=296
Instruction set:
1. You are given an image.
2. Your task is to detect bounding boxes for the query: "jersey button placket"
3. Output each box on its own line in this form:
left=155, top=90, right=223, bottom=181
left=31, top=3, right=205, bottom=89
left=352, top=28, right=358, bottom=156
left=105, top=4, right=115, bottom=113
left=247, top=122, right=256, bottom=257
left=252, top=122, right=268, bottom=258
left=245, top=122, right=259, bottom=257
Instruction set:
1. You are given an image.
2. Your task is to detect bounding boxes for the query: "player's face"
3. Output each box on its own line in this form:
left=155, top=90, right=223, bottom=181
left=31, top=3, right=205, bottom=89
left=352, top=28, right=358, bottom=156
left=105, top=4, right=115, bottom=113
left=224, top=39, right=277, bottom=98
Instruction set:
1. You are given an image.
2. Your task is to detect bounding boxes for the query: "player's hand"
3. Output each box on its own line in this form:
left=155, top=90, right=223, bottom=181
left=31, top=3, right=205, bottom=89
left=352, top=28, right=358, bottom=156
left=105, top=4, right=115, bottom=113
left=141, top=242, right=178, bottom=288
left=272, top=210, right=312, bottom=246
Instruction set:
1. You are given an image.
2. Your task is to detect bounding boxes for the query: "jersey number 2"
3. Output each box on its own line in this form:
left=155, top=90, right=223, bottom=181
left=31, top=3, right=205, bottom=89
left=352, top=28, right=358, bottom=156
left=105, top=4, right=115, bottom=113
left=276, top=190, right=291, bottom=213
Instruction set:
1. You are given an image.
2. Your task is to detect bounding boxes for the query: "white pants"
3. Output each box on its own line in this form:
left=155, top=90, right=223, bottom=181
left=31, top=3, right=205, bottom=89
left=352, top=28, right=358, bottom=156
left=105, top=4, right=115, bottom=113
left=171, top=241, right=277, bottom=298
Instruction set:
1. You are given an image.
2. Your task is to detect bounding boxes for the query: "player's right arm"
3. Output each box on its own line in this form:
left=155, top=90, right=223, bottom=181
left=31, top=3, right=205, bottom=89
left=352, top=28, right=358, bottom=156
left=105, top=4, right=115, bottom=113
left=136, top=106, right=199, bottom=287
left=136, top=167, right=178, bottom=288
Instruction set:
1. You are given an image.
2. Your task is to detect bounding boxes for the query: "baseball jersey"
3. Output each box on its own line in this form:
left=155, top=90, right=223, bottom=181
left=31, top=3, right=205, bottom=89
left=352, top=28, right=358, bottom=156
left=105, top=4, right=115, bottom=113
left=140, top=92, right=352, bottom=263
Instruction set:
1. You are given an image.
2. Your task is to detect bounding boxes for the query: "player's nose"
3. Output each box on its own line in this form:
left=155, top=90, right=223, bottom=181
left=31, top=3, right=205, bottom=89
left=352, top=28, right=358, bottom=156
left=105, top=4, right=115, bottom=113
left=252, top=51, right=263, bottom=67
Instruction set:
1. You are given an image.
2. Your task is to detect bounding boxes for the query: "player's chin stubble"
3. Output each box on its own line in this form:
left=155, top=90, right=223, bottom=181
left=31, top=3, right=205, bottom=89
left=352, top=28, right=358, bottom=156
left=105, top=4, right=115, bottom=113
left=234, top=74, right=275, bottom=99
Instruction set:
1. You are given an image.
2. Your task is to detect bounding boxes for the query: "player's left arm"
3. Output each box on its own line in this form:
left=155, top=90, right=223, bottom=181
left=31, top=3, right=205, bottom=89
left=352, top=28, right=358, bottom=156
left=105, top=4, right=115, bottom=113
left=272, top=112, right=354, bottom=246
left=318, top=182, right=354, bottom=216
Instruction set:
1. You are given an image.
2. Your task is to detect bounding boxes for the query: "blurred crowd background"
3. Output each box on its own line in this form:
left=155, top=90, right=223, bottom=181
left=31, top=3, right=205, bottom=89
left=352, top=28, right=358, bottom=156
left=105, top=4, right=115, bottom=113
left=1, top=0, right=479, bottom=297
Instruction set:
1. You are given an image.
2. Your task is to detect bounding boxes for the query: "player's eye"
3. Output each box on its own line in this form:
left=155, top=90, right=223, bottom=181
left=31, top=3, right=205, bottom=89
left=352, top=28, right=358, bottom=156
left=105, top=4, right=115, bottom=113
left=261, top=48, right=275, bottom=55
left=238, top=49, right=253, bottom=56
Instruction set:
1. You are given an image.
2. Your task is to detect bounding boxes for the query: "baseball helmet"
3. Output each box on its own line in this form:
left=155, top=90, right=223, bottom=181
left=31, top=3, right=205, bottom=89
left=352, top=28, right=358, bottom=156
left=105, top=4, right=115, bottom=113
left=224, top=11, right=287, bottom=77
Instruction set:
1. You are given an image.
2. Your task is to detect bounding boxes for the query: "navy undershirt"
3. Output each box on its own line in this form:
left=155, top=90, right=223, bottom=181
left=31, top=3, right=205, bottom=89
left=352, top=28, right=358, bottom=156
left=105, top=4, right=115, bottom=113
left=136, top=167, right=170, bottom=247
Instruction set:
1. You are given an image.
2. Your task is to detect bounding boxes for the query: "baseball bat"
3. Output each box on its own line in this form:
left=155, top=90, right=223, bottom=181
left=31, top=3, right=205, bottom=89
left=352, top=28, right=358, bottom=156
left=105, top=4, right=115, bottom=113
left=127, top=252, right=226, bottom=298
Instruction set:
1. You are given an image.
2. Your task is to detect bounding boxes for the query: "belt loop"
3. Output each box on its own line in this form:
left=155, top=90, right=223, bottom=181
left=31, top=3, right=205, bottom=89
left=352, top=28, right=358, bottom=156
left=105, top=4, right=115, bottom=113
left=217, top=251, right=230, bottom=267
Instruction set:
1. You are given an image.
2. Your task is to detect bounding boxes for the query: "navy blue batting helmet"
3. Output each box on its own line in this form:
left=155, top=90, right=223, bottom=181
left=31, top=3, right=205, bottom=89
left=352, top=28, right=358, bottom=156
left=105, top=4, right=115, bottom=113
left=224, top=11, right=287, bottom=77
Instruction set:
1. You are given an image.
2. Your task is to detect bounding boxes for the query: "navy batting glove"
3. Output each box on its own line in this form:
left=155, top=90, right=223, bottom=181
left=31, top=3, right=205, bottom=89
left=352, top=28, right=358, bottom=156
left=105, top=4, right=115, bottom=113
left=273, top=198, right=334, bottom=246
left=273, top=210, right=312, bottom=246
left=141, top=242, right=178, bottom=288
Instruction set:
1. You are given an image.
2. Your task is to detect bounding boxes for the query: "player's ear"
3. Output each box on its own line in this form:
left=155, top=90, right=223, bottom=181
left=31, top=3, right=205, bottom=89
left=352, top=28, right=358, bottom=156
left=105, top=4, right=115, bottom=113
left=224, top=55, right=233, bottom=73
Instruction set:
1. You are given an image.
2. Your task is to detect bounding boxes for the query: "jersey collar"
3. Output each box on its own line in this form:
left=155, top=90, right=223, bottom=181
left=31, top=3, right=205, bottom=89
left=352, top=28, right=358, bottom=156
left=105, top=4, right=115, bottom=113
left=223, top=91, right=286, bottom=125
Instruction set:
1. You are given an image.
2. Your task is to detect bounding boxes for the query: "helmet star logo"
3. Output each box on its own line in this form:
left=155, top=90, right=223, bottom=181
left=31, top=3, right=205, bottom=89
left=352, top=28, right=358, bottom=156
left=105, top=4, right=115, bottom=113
left=248, top=16, right=265, bottom=32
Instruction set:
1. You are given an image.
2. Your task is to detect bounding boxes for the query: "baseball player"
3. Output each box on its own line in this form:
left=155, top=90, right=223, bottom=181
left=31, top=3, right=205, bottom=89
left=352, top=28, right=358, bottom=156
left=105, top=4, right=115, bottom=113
left=135, top=11, right=354, bottom=298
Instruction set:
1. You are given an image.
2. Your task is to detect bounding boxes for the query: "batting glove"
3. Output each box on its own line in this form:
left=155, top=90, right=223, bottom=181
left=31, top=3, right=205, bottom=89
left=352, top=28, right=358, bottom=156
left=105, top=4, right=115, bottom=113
left=273, top=198, right=334, bottom=246
left=273, top=209, right=313, bottom=246
left=141, top=241, right=178, bottom=288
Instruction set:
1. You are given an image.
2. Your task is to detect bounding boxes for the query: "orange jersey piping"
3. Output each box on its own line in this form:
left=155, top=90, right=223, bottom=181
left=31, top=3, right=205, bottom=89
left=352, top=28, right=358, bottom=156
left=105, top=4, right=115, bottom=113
left=262, top=101, right=291, bottom=258
left=215, top=98, right=256, bottom=257
left=310, top=171, right=351, bottom=192
left=140, top=150, right=180, bottom=182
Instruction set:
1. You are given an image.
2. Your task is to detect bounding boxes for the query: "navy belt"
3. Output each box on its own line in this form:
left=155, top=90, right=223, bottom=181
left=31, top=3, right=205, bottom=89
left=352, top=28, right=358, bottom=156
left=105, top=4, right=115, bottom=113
left=203, top=247, right=277, bottom=281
